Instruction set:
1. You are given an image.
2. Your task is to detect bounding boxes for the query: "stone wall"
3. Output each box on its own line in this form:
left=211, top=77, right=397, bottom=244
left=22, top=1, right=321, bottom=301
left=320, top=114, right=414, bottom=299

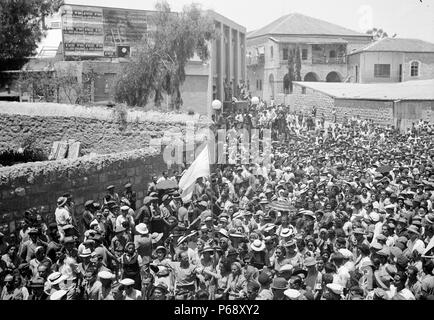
left=0, top=102, right=210, bottom=156
left=334, top=99, right=394, bottom=126
left=283, top=85, right=394, bottom=125
left=0, top=148, right=169, bottom=236
left=285, top=86, right=335, bottom=120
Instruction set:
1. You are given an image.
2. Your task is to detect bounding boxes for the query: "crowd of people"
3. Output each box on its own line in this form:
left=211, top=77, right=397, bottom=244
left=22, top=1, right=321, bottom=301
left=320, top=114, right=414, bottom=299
left=0, top=100, right=434, bottom=300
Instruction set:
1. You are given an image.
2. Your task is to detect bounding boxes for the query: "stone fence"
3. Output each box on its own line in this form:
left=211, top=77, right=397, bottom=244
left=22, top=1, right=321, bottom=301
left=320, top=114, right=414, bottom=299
left=0, top=147, right=169, bottom=236
left=0, top=101, right=211, bottom=156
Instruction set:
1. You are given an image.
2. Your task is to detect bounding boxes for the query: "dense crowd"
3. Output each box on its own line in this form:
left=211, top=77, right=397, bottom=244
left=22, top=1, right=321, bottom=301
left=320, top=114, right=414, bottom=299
left=1, top=101, right=433, bottom=300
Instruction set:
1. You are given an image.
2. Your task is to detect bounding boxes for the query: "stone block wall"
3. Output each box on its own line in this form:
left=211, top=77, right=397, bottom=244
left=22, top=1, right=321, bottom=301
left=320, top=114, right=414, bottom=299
left=0, top=148, right=169, bottom=236
left=284, top=85, right=394, bottom=125
left=334, top=99, right=394, bottom=126
left=0, top=102, right=210, bottom=156
left=286, top=86, right=335, bottom=120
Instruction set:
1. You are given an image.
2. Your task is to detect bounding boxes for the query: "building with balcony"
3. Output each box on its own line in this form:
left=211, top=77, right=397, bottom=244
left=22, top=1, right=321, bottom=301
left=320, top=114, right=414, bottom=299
left=347, top=37, right=434, bottom=84
left=246, top=13, right=372, bottom=102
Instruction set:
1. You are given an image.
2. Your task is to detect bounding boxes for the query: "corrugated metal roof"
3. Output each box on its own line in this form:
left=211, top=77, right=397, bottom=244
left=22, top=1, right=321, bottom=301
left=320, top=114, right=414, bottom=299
left=348, top=37, right=434, bottom=55
left=294, top=79, right=434, bottom=101
left=248, top=13, right=370, bottom=39
left=269, top=36, right=348, bottom=44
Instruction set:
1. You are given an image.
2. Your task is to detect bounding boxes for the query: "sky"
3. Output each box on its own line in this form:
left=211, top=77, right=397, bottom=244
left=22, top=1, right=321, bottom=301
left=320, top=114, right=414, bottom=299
left=65, top=0, right=434, bottom=43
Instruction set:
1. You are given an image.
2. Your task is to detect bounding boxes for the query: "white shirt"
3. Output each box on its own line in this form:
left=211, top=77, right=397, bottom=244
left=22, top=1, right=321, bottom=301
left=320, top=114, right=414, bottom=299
left=334, top=265, right=351, bottom=288
left=407, top=239, right=426, bottom=254
left=55, top=207, right=71, bottom=226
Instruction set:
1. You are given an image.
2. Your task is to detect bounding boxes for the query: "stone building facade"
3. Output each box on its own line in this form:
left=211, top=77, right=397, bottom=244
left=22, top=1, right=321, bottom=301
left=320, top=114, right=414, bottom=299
left=246, top=13, right=372, bottom=102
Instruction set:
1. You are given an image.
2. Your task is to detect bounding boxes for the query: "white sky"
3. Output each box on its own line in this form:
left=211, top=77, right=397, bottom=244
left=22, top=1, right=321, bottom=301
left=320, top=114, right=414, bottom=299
left=65, top=0, right=434, bottom=43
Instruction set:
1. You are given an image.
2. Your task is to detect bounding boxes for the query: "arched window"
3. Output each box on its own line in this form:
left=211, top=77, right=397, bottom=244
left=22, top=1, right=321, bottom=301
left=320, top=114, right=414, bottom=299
left=329, top=50, right=336, bottom=58
left=410, top=61, right=420, bottom=77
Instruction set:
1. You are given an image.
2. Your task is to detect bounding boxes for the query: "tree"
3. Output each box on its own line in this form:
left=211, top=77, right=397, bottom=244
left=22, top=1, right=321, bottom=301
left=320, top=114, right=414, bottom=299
left=18, top=65, right=97, bottom=104
left=0, top=0, right=63, bottom=74
left=284, top=46, right=301, bottom=93
left=295, top=47, right=302, bottom=81
left=366, top=28, right=397, bottom=41
left=114, top=1, right=216, bottom=109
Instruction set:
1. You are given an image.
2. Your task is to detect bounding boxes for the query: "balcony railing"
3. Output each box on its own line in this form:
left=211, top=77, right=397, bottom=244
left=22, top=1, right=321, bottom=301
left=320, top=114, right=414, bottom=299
left=247, top=54, right=265, bottom=66
left=312, top=56, right=346, bottom=64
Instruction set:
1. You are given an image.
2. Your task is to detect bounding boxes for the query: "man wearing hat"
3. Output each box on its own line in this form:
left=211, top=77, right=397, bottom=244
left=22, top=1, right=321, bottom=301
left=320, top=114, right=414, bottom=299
left=270, top=277, right=289, bottom=300
left=82, top=200, right=95, bottom=231
left=324, top=283, right=344, bottom=300
left=97, top=270, right=116, bottom=300
left=134, top=223, right=152, bottom=267
left=122, top=183, right=137, bottom=211
left=110, top=224, right=131, bottom=261
left=19, top=227, right=45, bottom=263
left=116, top=205, right=135, bottom=232
left=405, top=225, right=425, bottom=258
left=55, top=196, right=72, bottom=242
left=256, top=271, right=273, bottom=300
left=105, top=185, right=120, bottom=206
left=119, top=278, right=142, bottom=300
left=45, top=272, right=68, bottom=296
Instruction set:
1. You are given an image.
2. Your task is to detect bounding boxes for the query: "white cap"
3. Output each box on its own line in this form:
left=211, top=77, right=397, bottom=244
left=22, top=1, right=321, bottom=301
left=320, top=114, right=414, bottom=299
left=284, top=288, right=301, bottom=300
left=119, top=278, right=135, bottom=286
left=98, top=271, right=115, bottom=280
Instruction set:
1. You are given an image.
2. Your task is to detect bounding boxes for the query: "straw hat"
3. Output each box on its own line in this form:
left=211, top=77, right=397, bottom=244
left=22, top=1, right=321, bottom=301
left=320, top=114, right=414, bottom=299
left=151, top=232, right=163, bottom=244
left=250, top=239, right=266, bottom=252
left=135, top=223, right=149, bottom=235
left=119, top=278, right=135, bottom=286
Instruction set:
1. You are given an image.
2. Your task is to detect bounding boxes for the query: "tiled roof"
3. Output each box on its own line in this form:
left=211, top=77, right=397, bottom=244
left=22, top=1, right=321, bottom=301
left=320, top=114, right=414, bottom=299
left=349, top=37, right=434, bottom=55
left=247, top=13, right=369, bottom=39
left=269, top=36, right=348, bottom=44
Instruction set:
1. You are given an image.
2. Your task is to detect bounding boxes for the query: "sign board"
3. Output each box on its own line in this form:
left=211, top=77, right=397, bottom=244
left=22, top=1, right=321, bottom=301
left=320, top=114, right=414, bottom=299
left=61, top=5, right=154, bottom=58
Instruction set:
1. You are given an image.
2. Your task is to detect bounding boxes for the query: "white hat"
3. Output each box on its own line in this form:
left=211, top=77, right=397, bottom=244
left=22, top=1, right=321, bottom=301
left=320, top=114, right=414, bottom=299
left=135, top=223, right=149, bottom=235
left=121, top=205, right=130, bottom=211
left=250, top=239, right=266, bottom=252
left=90, top=219, right=98, bottom=227
left=218, top=228, right=229, bottom=238
left=326, top=283, right=344, bottom=295
left=98, top=271, right=115, bottom=280
left=47, top=272, right=68, bottom=285
left=338, top=248, right=353, bottom=259
left=50, top=289, right=68, bottom=300
left=280, top=227, right=293, bottom=238
left=151, top=232, right=163, bottom=244
left=177, top=235, right=189, bottom=246
left=279, top=264, right=293, bottom=273
left=79, top=248, right=92, bottom=258
left=284, top=288, right=301, bottom=300
left=119, top=278, right=135, bottom=286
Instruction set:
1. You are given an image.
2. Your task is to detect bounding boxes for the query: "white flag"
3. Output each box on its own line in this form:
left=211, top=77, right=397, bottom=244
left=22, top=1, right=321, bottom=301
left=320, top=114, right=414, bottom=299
left=179, top=145, right=210, bottom=203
